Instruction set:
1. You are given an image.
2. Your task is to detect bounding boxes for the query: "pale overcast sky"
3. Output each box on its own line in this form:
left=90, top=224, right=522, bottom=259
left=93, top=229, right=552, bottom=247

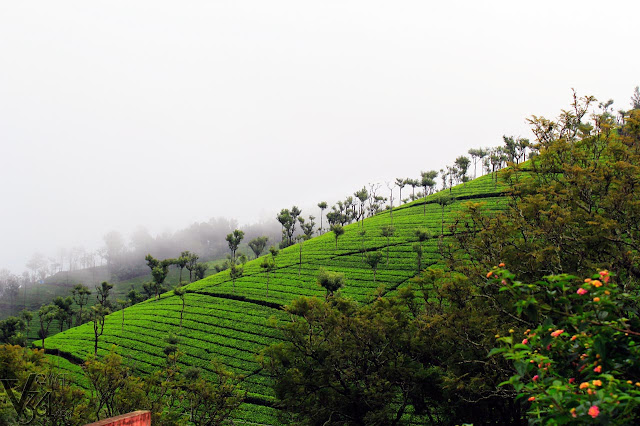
left=1, top=1, right=638, bottom=273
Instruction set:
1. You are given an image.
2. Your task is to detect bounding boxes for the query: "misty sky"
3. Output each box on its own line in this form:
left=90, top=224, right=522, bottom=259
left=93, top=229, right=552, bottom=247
left=1, top=1, right=639, bottom=273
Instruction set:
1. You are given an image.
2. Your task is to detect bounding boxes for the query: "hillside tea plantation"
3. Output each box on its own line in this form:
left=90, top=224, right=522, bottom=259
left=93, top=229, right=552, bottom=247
left=35, top=172, right=511, bottom=424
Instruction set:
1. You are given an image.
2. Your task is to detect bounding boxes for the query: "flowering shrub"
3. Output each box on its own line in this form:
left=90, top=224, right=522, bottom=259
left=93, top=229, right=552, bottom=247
left=489, top=268, right=640, bottom=423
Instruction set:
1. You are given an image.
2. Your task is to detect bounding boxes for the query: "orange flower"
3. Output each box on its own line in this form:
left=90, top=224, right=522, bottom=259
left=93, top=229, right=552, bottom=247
left=592, top=280, right=603, bottom=287
left=599, top=270, right=609, bottom=277
left=570, top=407, right=577, bottom=418
left=528, top=396, right=535, bottom=401
left=588, top=405, right=600, bottom=418
left=577, top=288, right=588, bottom=295
left=594, top=365, right=602, bottom=373
left=499, top=262, right=505, bottom=267
left=605, top=290, right=611, bottom=295
left=584, top=278, right=592, bottom=283
left=593, top=297, right=601, bottom=302
left=579, top=382, right=590, bottom=389
left=487, top=271, right=493, bottom=278
left=571, top=335, right=578, bottom=341
left=550, top=329, right=564, bottom=338
left=592, top=380, right=602, bottom=387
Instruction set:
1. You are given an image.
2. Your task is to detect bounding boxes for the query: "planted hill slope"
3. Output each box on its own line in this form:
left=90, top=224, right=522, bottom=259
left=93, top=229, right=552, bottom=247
left=16, top=259, right=225, bottom=345
left=35, top=171, right=513, bottom=424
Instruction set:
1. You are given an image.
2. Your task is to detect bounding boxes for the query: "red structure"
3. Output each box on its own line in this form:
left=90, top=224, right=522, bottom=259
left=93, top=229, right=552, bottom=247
left=84, top=411, right=151, bottom=426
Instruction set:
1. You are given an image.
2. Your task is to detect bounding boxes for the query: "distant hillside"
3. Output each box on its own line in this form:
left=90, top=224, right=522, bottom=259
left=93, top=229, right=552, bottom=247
left=5, top=260, right=224, bottom=343
left=36, top=172, right=510, bottom=424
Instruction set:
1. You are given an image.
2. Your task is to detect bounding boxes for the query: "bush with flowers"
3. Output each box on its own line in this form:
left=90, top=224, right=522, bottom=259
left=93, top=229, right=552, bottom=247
left=489, top=267, right=640, bottom=423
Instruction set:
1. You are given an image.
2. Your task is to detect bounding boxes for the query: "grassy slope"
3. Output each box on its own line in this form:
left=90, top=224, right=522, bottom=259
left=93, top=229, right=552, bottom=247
left=36, top=173, right=511, bottom=424
left=20, top=260, right=223, bottom=343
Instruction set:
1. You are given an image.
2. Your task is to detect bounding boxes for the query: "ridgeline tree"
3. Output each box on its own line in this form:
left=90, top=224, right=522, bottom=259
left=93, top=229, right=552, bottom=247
left=71, top=284, right=91, bottom=326
left=355, top=187, right=369, bottom=226
left=194, top=262, right=207, bottom=280
left=298, top=215, right=315, bottom=239
left=277, top=206, right=301, bottom=248
left=95, top=281, right=114, bottom=309
left=225, top=229, right=245, bottom=263
left=420, top=170, right=438, bottom=215
left=249, top=236, right=269, bottom=259
left=37, top=304, right=58, bottom=350
left=317, top=201, right=328, bottom=233
left=20, top=309, right=32, bottom=337
left=468, top=147, right=488, bottom=178
left=176, top=253, right=189, bottom=284
left=91, top=304, right=109, bottom=355
left=407, top=178, right=418, bottom=200
left=127, top=288, right=143, bottom=305
left=330, top=224, right=344, bottom=250
left=454, top=156, right=470, bottom=184
left=632, top=86, right=640, bottom=109
left=386, top=181, right=394, bottom=222
left=53, top=296, right=74, bottom=332
left=184, top=251, right=199, bottom=283
left=395, top=178, right=406, bottom=205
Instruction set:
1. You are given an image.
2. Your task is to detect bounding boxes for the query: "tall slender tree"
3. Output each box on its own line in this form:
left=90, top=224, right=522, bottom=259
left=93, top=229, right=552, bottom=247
left=225, top=229, right=245, bottom=263
left=91, top=304, right=109, bottom=355
left=380, top=225, right=396, bottom=266
left=229, top=264, right=243, bottom=293
left=116, top=298, right=128, bottom=332
left=395, top=178, right=406, bottom=205
left=37, top=304, right=58, bottom=350
left=249, top=236, right=269, bottom=259
left=420, top=171, right=438, bottom=215
left=355, top=187, right=368, bottom=226
left=269, top=246, right=279, bottom=280
left=71, top=284, right=91, bottom=326
left=260, top=257, right=275, bottom=297
left=95, top=281, right=114, bottom=309
left=330, top=224, right=344, bottom=250
left=317, top=202, right=328, bottom=234
left=173, top=286, right=186, bottom=329
left=185, top=252, right=199, bottom=282
left=176, top=253, right=189, bottom=284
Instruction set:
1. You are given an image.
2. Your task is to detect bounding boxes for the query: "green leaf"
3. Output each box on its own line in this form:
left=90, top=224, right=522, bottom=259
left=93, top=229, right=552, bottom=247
left=488, top=347, right=506, bottom=357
